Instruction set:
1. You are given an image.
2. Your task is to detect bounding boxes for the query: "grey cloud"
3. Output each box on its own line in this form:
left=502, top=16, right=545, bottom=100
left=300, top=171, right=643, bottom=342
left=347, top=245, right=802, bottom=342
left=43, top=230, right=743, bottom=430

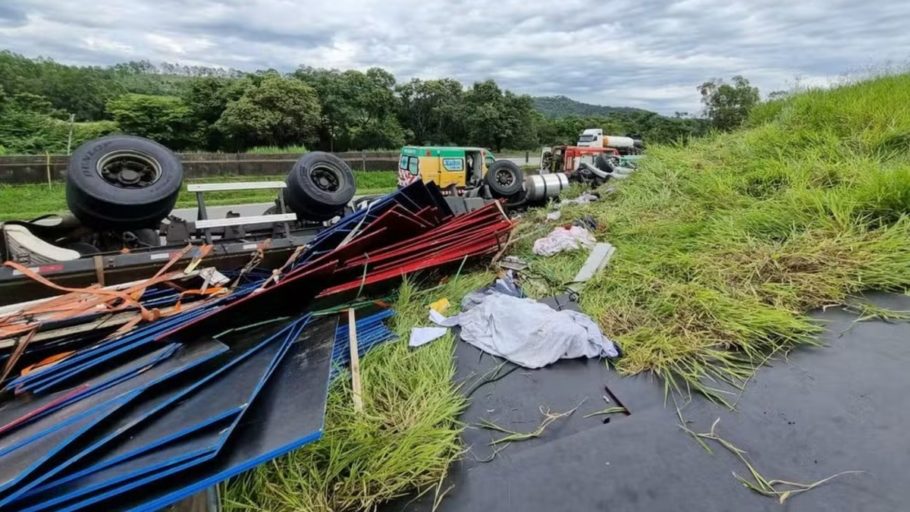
left=0, top=0, right=909, bottom=113
left=0, top=2, right=27, bottom=28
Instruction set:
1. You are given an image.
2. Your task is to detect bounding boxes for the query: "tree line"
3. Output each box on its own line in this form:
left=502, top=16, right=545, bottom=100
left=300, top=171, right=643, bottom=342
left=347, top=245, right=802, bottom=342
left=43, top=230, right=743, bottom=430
left=0, top=50, right=717, bottom=155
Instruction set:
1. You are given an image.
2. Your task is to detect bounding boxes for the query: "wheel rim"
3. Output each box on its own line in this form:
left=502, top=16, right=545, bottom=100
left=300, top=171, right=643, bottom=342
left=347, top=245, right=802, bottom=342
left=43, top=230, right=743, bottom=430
left=96, top=151, right=161, bottom=189
left=495, top=169, right=515, bottom=187
left=310, top=166, right=340, bottom=192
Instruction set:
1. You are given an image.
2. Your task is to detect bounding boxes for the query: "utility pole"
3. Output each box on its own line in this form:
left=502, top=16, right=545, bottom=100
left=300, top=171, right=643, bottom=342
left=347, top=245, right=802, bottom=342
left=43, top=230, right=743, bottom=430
left=66, top=114, right=75, bottom=155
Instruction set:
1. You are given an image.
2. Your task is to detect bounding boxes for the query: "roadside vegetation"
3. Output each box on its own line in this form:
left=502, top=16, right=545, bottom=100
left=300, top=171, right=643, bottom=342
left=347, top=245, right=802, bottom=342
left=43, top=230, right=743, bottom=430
left=0, top=51, right=707, bottom=156
left=224, top=73, right=910, bottom=509
left=0, top=171, right=397, bottom=221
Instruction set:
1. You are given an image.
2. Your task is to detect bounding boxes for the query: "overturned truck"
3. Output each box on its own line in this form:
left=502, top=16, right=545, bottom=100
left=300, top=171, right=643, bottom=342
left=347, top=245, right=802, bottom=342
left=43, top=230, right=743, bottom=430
left=397, top=146, right=570, bottom=207
left=0, top=136, right=361, bottom=304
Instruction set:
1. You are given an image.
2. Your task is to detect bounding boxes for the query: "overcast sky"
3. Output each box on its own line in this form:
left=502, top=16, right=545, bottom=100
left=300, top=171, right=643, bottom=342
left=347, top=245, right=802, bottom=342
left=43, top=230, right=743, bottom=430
left=1, top=0, right=908, bottom=114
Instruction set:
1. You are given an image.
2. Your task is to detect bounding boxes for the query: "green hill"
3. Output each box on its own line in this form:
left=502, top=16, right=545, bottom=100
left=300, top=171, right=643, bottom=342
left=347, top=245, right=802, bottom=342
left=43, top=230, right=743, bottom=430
left=533, top=95, right=653, bottom=118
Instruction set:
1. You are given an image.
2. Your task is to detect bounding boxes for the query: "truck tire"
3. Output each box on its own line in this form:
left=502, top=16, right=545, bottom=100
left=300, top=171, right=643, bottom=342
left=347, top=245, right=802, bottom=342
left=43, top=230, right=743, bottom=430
left=485, top=160, right=524, bottom=197
left=594, top=155, right=616, bottom=174
left=284, top=152, right=356, bottom=221
left=66, top=136, right=183, bottom=230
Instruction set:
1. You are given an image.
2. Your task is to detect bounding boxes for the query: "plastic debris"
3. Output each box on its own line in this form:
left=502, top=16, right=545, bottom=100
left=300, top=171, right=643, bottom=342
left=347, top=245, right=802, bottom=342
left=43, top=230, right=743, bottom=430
left=532, top=226, right=596, bottom=256
left=500, top=256, right=528, bottom=272
left=569, top=242, right=616, bottom=292
left=409, top=327, right=448, bottom=348
left=562, top=192, right=600, bottom=206
left=429, top=298, right=450, bottom=315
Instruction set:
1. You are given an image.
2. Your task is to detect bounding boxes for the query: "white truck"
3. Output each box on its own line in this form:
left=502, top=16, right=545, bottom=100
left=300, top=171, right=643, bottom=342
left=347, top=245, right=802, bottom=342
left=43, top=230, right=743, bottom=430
left=576, top=129, right=639, bottom=151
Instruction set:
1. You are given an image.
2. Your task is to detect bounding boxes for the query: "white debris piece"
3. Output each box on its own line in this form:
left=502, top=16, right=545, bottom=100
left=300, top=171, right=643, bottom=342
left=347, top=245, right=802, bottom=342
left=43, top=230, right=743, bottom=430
left=408, top=327, right=448, bottom=348
left=562, top=192, right=600, bottom=206
left=532, top=225, right=596, bottom=256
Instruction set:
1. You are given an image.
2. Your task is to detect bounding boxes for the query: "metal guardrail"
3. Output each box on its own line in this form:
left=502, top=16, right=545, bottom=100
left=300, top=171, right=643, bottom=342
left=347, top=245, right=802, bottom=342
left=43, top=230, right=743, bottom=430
left=0, top=152, right=399, bottom=184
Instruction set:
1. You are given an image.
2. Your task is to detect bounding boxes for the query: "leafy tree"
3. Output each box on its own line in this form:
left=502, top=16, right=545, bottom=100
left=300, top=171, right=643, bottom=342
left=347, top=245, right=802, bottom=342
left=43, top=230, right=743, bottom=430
left=698, top=76, right=760, bottom=131
left=216, top=74, right=321, bottom=150
left=464, top=81, right=538, bottom=151
left=351, top=117, right=406, bottom=150
left=396, top=78, right=466, bottom=145
left=0, top=52, right=716, bottom=153
left=294, top=67, right=404, bottom=151
left=0, top=51, right=123, bottom=120
left=107, top=94, right=195, bottom=149
left=0, top=90, right=117, bottom=154
left=182, top=76, right=252, bottom=150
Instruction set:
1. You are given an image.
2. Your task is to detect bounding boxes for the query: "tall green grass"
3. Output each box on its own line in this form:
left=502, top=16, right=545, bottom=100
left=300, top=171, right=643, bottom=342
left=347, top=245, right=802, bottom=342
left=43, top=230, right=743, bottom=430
left=244, top=145, right=309, bottom=154
left=223, top=273, right=492, bottom=511
left=514, top=74, right=910, bottom=402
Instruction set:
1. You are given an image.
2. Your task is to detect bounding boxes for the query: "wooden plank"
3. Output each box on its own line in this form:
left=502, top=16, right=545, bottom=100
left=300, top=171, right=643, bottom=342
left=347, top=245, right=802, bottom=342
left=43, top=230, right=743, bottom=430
left=347, top=309, right=363, bottom=412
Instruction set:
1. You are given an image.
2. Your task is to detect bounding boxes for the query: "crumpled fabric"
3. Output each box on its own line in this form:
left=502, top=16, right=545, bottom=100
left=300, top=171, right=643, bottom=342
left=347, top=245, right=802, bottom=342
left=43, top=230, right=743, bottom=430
left=562, top=192, right=600, bottom=206
left=532, top=225, right=596, bottom=256
left=430, top=291, right=618, bottom=368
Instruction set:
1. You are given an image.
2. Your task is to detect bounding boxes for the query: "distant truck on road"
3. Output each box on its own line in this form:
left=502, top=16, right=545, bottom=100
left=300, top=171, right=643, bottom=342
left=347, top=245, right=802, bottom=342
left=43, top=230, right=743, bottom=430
left=576, top=128, right=644, bottom=154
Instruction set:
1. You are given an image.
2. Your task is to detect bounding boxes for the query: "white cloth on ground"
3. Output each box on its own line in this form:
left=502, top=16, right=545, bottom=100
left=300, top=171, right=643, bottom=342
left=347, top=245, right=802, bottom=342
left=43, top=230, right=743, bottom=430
left=532, top=225, right=596, bottom=256
left=561, top=192, right=600, bottom=206
left=408, top=327, right=448, bottom=347
left=430, top=291, right=618, bottom=368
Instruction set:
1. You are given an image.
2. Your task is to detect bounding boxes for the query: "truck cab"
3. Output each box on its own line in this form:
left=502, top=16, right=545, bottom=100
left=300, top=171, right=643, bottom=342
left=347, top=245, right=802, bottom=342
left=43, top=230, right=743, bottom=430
left=398, top=146, right=495, bottom=191
left=577, top=129, right=604, bottom=148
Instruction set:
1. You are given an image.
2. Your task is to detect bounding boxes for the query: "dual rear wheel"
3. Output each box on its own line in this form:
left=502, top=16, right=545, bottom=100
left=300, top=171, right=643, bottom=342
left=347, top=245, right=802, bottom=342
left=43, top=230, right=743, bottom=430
left=65, top=136, right=356, bottom=230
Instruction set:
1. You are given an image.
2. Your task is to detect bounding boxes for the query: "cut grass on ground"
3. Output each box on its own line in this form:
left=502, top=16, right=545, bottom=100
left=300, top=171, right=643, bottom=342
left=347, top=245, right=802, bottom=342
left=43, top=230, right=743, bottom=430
left=0, top=171, right=397, bottom=221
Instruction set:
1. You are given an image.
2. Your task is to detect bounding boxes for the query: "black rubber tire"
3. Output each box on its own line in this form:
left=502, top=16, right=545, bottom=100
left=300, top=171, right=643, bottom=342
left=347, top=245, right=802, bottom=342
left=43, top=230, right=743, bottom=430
left=284, top=152, right=356, bottom=221
left=485, top=160, right=524, bottom=197
left=594, top=155, right=616, bottom=174
left=66, top=136, right=183, bottom=231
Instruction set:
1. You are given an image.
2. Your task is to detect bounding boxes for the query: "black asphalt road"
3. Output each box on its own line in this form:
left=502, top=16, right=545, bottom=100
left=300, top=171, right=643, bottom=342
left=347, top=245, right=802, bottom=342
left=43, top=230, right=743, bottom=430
left=391, top=292, right=910, bottom=512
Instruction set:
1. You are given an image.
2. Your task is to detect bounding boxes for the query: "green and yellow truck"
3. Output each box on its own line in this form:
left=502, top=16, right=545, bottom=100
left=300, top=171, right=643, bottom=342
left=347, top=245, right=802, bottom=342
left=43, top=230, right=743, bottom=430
left=397, top=146, right=525, bottom=197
